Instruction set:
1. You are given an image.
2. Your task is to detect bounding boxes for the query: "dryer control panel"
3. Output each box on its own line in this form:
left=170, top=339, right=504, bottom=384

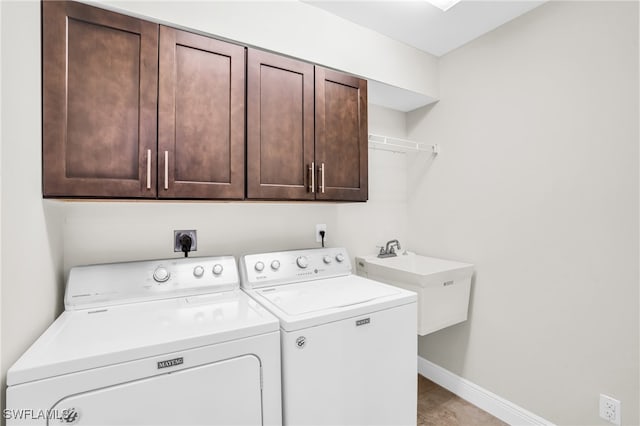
left=240, top=248, right=352, bottom=289
left=65, top=256, right=239, bottom=310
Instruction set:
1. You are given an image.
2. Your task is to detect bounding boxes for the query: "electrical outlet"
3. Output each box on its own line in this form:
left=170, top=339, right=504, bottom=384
left=599, top=394, right=621, bottom=425
left=315, top=224, right=327, bottom=243
left=174, top=230, right=197, bottom=253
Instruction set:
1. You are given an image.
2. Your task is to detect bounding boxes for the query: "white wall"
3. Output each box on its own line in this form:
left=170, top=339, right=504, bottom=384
left=95, top=0, right=439, bottom=100
left=406, top=2, right=639, bottom=424
left=0, top=0, right=3, bottom=414
left=0, top=0, right=66, bottom=414
left=335, top=104, right=409, bottom=258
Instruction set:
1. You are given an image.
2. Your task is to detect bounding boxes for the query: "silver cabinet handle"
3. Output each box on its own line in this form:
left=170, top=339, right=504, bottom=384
left=321, top=163, right=325, bottom=193
left=310, top=161, right=315, bottom=193
left=146, top=149, right=151, bottom=190
left=164, top=151, right=169, bottom=190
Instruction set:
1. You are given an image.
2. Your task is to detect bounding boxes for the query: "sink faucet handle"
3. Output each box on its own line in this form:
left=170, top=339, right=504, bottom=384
left=376, top=245, right=386, bottom=255
left=384, top=239, right=401, bottom=252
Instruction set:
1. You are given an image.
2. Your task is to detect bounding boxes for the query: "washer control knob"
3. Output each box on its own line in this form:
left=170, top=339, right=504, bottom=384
left=153, top=267, right=170, bottom=283
left=296, top=256, right=309, bottom=269
left=271, top=260, right=281, bottom=270
left=193, top=265, right=204, bottom=278
left=323, top=255, right=333, bottom=264
left=212, top=264, right=224, bottom=275
left=254, top=261, right=265, bottom=272
left=335, top=253, right=345, bottom=263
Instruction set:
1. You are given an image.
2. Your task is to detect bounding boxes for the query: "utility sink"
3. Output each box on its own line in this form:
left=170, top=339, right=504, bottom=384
left=356, top=253, right=474, bottom=336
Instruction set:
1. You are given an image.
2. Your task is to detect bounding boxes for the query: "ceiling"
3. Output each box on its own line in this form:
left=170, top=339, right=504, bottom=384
left=304, top=0, right=546, bottom=111
left=304, top=0, right=546, bottom=57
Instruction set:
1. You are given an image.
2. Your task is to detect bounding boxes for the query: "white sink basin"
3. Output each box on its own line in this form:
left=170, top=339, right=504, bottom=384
left=356, top=253, right=474, bottom=335
left=357, top=253, right=473, bottom=286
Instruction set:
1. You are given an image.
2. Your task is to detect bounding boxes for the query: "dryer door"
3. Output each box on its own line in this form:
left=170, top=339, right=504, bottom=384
left=49, top=355, right=262, bottom=426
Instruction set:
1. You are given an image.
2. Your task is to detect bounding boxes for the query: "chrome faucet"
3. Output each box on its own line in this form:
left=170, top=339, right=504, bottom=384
left=378, top=239, right=401, bottom=258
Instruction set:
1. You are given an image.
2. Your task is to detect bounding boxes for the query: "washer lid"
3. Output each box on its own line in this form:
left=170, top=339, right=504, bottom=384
left=252, top=274, right=417, bottom=331
left=258, top=275, right=400, bottom=316
left=7, top=290, right=279, bottom=386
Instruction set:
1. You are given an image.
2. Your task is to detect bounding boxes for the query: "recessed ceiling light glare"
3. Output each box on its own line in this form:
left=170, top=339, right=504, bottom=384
left=425, top=0, right=462, bottom=12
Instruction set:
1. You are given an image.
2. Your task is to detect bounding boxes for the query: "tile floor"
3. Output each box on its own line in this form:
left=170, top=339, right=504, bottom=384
left=417, top=375, right=507, bottom=426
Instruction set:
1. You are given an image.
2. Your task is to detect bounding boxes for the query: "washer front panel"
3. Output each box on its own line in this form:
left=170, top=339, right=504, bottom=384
left=49, top=355, right=261, bottom=426
left=280, top=303, right=417, bottom=426
left=6, top=331, right=282, bottom=426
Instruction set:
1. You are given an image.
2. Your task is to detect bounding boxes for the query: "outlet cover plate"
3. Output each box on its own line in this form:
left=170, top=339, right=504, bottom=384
left=174, top=230, right=197, bottom=253
left=599, top=394, right=621, bottom=425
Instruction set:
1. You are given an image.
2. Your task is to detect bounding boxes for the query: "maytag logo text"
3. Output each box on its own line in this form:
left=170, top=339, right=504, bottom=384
left=157, top=357, right=184, bottom=369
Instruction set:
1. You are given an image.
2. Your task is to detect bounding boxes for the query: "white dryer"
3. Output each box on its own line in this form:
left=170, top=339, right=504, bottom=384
left=6, top=256, right=282, bottom=426
left=240, top=248, right=417, bottom=426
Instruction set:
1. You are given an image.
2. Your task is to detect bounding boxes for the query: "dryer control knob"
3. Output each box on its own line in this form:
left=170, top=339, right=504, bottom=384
left=296, top=256, right=309, bottom=269
left=254, top=261, right=265, bottom=272
left=271, top=260, right=281, bottom=270
left=153, top=266, right=170, bottom=283
left=193, top=265, right=204, bottom=278
left=212, top=264, right=224, bottom=275
left=323, top=255, right=333, bottom=264
left=335, top=253, right=345, bottom=263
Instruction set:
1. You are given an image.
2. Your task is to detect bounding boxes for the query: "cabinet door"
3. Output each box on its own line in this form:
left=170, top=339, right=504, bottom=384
left=247, top=49, right=315, bottom=200
left=158, top=27, right=245, bottom=199
left=315, top=68, right=368, bottom=201
left=42, top=1, right=158, bottom=198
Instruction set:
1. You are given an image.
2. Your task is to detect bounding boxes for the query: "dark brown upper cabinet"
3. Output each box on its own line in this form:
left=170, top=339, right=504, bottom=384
left=247, top=51, right=368, bottom=202
left=315, top=67, right=368, bottom=202
left=158, top=26, right=245, bottom=199
left=42, top=3, right=244, bottom=200
left=42, top=1, right=367, bottom=202
left=247, top=49, right=315, bottom=200
left=42, top=1, right=159, bottom=198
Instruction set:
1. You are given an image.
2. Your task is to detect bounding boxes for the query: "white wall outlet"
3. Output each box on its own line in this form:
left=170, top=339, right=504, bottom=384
left=599, top=394, right=621, bottom=425
left=315, top=224, right=327, bottom=243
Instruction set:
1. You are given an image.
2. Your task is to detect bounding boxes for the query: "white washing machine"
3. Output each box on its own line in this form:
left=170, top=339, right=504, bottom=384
left=6, top=256, right=282, bottom=426
left=240, top=248, right=417, bottom=426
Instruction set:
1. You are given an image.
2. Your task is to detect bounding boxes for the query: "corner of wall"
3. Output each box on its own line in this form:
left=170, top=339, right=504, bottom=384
left=1, top=2, right=66, bottom=421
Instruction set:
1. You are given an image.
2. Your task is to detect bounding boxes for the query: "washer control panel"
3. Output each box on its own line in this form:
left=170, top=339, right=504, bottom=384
left=65, top=256, right=239, bottom=310
left=240, top=248, right=351, bottom=289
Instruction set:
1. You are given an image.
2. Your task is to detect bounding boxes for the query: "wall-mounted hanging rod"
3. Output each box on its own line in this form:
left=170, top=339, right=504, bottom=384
left=368, top=134, right=439, bottom=155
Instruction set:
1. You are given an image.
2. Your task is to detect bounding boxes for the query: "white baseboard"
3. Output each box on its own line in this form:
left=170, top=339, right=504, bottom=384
left=418, top=356, right=554, bottom=426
